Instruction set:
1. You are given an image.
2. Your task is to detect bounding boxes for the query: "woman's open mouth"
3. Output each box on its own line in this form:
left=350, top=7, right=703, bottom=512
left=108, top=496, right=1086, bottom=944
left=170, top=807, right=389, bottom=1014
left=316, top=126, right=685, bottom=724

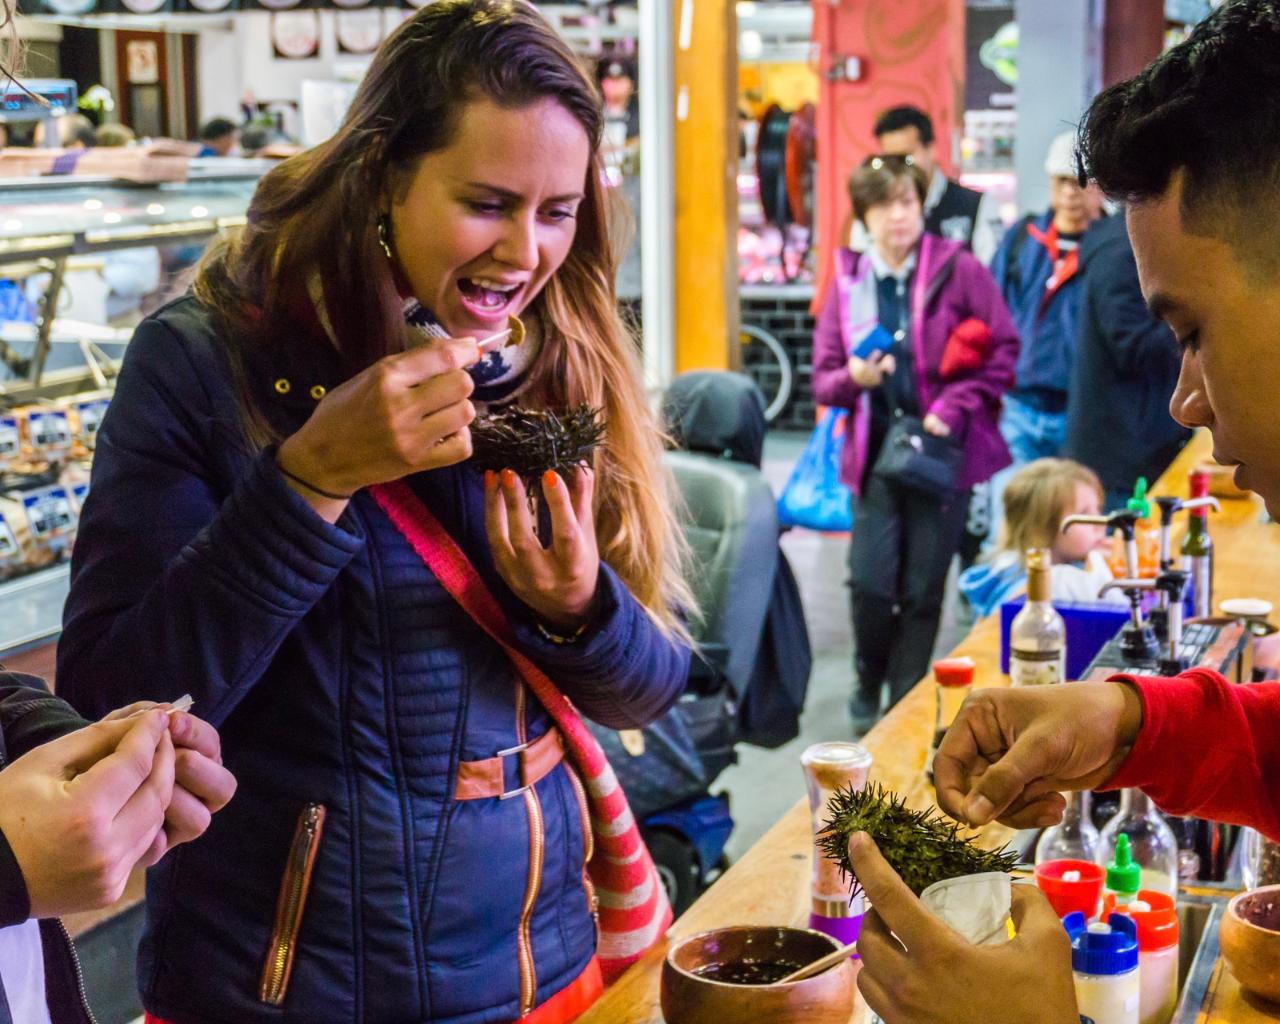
left=457, top=277, right=522, bottom=323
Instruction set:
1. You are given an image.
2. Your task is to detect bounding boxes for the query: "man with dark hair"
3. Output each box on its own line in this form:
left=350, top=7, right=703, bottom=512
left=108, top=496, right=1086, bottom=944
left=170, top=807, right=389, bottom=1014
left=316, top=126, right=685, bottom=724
left=195, top=116, right=238, bottom=158
left=869, top=104, right=1002, bottom=263
left=843, top=4, right=1280, bottom=1020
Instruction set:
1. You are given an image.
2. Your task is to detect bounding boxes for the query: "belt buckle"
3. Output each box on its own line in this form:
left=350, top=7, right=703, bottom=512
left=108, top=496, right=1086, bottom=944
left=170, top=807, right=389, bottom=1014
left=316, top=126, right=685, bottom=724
left=495, top=739, right=532, bottom=800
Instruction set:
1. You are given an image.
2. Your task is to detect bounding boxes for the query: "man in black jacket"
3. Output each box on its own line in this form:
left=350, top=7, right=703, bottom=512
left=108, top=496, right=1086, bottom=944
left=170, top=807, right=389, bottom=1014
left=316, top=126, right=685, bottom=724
left=0, top=672, right=235, bottom=1023
left=1065, top=214, right=1191, bottom=509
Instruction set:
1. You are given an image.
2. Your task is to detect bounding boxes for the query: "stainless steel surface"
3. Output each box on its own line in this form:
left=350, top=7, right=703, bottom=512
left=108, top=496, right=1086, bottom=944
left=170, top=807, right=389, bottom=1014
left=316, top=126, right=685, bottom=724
left=1175, top=897, right=1226, bottom=1023
left=0, top=562, right=68, bottom=657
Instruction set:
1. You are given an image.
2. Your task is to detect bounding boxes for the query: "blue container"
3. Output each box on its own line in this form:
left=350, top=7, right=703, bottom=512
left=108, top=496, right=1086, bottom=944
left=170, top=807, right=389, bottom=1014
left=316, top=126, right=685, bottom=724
left=999, top=589, right=1197, bottom=680
left=1000, top=598, right=1130, bottom=680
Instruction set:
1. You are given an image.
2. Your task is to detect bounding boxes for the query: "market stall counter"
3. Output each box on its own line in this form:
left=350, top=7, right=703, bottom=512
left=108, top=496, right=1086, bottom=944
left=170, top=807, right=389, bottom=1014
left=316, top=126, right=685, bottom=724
left=580, top=430, right=1280, bottom=1024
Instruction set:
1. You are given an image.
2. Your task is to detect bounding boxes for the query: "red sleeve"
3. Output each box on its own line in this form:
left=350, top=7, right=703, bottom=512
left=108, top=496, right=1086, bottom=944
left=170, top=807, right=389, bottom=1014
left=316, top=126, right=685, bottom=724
left=810, top=279, right=861, bottom=410
left=1104, top=668, right=1280, bottom=841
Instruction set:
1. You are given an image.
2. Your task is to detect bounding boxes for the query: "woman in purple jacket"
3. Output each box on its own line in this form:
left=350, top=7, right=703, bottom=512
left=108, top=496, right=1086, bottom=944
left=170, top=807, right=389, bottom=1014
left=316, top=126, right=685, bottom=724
left=812, top=156, right=1017, bottom=730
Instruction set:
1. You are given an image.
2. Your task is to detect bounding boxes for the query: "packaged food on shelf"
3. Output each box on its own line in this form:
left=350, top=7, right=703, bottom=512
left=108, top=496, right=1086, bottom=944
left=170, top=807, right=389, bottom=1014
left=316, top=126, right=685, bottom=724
left=59, top=461, right=91, bottom=512
left=0, top=498, right=21, bottom=575
left=59, top=390, right=112, bottom=453
left=0, top=413, right=17, bottom=472
left=16, top=405, right=74, bottom=462
left=0, top=490, right=58, bottom=579
left=19, top=483, right=78, bottom=557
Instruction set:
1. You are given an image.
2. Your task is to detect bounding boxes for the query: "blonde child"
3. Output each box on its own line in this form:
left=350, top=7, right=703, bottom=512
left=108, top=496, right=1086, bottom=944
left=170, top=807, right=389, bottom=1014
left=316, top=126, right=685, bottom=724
left=960, top=458, right=1127, bottom=617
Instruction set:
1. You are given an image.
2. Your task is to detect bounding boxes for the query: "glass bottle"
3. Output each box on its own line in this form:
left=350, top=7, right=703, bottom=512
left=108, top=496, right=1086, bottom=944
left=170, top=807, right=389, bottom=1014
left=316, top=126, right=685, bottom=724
left=1242, top=828, right=1280, bottom=890
left=1098, top=789, right=1179, bottom=899
left=1036, top=790, right=1100, bottom=864
left=1010, top=548, right=1066, bottom=686
left=1181, top=470, right=1214, bottom=617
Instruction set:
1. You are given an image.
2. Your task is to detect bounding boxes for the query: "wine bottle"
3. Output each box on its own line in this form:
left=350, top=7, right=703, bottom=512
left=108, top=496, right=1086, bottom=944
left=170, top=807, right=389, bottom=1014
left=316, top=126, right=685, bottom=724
left=1010, top=548, right=1066, bottom=686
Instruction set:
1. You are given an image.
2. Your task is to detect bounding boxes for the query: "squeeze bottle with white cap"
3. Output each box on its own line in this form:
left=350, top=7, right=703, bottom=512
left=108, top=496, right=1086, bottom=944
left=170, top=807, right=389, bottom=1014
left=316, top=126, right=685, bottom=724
left=1065, top=912, right=1141, bottom=1024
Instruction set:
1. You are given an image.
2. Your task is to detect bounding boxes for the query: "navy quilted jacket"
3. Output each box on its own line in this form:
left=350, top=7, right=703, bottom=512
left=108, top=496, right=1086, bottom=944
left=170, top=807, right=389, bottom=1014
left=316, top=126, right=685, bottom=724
left=56, top=296, right=690, bottom=1024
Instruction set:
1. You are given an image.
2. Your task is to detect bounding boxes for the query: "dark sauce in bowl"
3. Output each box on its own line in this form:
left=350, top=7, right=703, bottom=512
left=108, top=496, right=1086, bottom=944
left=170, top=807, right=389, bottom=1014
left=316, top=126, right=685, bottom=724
left=692, top=958, right=807, bottom=985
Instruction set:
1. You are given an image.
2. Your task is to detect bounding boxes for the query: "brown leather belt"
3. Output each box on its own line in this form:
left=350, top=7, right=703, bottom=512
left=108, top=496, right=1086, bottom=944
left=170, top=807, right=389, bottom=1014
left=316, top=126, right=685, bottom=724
left=454, top=728, right=566, bottom=801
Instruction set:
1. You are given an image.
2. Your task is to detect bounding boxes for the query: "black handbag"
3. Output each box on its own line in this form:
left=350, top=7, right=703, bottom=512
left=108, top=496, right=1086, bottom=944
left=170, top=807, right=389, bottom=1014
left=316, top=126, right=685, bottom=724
left=873, top=410, right=964, bottom=493
left=866, top=267, right=965, bottom=495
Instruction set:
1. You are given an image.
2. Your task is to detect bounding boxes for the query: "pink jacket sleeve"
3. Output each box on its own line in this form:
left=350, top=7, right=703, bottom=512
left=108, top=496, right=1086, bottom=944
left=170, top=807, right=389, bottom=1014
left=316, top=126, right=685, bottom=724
left=927, top=253, right=1019, bottom=436
left=1105, top=668, right=1280, bottom=842
left=810, top=281, right=861, bottom=410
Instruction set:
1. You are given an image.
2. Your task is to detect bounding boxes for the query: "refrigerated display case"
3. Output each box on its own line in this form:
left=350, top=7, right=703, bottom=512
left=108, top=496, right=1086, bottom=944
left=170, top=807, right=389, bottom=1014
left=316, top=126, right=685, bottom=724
left=0, top=165, right=263, bottom=657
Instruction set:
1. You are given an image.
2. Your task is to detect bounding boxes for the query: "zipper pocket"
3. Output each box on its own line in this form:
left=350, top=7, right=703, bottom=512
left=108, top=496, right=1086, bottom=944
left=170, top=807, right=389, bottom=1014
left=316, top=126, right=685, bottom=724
left=259, top=802, right=327, bottom=1006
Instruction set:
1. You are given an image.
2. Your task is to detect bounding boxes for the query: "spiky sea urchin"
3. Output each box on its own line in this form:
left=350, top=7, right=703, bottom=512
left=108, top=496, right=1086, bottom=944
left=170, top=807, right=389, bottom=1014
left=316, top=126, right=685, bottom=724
left=469, top=405, right=604, bottom=482
left=816, top=782, right=1018, bottom=898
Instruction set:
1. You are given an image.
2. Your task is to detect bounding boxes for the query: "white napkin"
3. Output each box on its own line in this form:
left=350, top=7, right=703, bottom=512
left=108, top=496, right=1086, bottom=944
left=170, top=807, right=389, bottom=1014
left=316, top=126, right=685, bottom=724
left=920, top=872, right=1013, bottom=946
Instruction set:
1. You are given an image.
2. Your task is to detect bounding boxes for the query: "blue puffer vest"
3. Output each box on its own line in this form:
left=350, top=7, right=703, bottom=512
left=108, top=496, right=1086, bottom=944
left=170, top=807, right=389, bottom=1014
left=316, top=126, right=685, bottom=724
left=56, top=296, right=689, bottom=1024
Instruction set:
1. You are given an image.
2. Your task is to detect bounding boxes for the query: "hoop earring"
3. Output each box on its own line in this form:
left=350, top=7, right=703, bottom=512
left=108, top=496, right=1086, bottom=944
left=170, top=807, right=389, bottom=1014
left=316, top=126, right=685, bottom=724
left=377, top=215, right=393, bottom=260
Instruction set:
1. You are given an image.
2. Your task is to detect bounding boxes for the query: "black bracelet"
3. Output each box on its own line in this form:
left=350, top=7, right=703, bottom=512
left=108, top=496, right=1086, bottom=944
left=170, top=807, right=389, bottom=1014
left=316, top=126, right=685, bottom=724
left=276, top=463, right=354, bottom=501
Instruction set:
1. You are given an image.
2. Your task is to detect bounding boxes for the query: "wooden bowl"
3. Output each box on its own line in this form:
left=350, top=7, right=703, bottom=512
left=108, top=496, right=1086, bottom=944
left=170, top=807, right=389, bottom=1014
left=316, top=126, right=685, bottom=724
left=660, top=925, right=856, bottom=1024
left=1220, top=884, right=1280, bottom=1003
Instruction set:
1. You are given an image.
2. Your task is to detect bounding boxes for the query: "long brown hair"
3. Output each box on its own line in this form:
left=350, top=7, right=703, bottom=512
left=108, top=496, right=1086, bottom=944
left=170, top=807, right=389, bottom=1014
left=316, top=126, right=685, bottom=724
left=194, top=0, right=693, bottom=638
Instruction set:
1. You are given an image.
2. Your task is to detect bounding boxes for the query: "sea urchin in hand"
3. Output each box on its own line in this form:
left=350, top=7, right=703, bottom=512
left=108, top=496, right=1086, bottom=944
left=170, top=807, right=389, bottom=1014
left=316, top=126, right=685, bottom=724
left=816, top=782, right=1018, bottom=897
left=469, top=405, right=604, bottom=482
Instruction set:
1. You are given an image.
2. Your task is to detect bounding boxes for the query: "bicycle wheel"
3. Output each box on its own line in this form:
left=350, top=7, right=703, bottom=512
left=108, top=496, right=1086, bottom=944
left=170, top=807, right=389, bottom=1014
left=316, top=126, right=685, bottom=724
left=738, top=322, right=793, bottom=423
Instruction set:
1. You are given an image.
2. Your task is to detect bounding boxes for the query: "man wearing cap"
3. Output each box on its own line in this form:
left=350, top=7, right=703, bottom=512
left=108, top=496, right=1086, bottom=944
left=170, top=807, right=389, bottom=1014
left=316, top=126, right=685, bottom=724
left=988, top=132, right=1104, bottom=477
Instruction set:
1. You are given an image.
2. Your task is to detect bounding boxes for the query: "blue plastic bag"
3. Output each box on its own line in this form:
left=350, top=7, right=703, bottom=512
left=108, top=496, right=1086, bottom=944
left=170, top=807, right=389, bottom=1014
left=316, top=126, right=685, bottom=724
left=777, top=408, right=854, bottom=532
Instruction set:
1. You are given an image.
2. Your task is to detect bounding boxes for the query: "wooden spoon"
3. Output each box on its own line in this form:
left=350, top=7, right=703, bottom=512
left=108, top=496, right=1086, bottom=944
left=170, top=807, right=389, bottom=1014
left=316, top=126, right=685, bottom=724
left=478, top=315, right=525, bottom=354
left=773, top=940, right=858, bottom=985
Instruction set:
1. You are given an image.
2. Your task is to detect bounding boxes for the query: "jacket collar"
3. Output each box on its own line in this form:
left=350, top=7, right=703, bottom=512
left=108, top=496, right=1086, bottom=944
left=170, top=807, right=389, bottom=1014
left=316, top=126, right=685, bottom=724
left=239, top=289, right=346, bottom=435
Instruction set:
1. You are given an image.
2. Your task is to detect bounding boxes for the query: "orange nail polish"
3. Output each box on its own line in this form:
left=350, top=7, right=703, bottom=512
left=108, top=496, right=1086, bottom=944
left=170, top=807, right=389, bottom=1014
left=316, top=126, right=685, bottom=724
left=501, top=469, right=517, bottom=489
left=484, top=470, right=495, bottom=488
left=542, top=469, right=559, bottom=490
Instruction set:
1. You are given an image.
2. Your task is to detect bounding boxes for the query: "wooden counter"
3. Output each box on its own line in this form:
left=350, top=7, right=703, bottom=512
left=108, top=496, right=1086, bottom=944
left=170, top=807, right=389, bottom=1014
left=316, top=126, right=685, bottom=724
left=580, top=432, right=1280, bottom=1024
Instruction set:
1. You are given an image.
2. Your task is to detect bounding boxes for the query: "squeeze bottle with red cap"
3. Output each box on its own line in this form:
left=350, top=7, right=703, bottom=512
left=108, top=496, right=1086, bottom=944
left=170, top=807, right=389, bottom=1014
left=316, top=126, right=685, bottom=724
left=1106, top=890, right=1179, bottom=1024
left=926, top=657, right=974, bottom=785
left=1065, top=912, right=1141, bottom=1024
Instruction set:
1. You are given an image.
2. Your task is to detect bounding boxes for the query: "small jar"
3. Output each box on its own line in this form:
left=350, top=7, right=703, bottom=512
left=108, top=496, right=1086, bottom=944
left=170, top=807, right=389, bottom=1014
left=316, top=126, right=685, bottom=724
left=926, top=657, right=975, bottom=785
left=800, top=742, right=873, bottom=947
